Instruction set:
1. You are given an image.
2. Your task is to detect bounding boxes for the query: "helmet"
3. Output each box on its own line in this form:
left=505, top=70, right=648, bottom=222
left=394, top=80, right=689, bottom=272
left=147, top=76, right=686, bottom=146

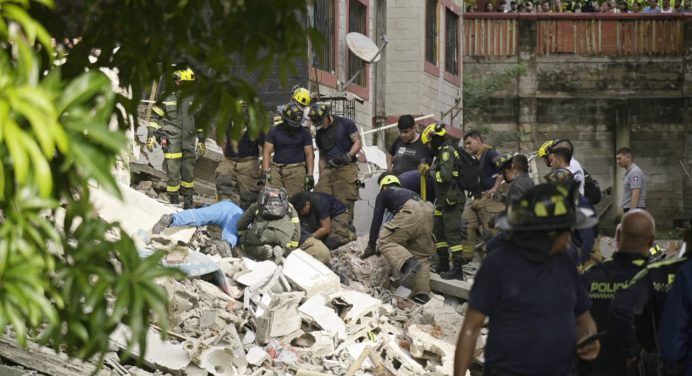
left=292, top=87, right=311, bottom=106
left=495, top=182, right=598, bottom=231
left=378, top=174, right=401, bottom=189
left=280, top=102, right=304, bottom=128
left=308, top=102, right=331, bottom=127
left=173, top=68, right=195, bottom=82
left=493, top=152, right=514, bottom=171
left=421, top=123, right=446, bottom=145
left=537, top=140, right=557, bottom=158
left=544, top=168, right=574, bottom=183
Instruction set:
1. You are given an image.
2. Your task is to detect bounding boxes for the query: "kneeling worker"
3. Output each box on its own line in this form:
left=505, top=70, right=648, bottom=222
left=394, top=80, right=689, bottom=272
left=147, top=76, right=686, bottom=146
left=362, top=174, right=435, bottom=304
left=236, top=187, right=301, bottom=263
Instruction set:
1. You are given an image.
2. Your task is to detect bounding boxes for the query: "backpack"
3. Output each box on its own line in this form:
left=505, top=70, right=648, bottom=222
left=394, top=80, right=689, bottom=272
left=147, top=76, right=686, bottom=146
left=583, top=170, right=602, bottom=205
left=452, top=145, right=483, bottom=196
left=258, top=187, right=289, bottom=220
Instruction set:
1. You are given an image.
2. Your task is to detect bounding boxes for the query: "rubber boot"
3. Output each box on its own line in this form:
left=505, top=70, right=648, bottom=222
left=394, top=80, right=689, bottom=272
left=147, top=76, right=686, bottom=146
left=435, top=248, right=450, bottom=274
left=399, top=258, right=422, bottom=289
left=441, top=253, right=468, bottom=280
left=183, top=195, right=194, bottom=209
left=168, top=193, right=180, bottom=205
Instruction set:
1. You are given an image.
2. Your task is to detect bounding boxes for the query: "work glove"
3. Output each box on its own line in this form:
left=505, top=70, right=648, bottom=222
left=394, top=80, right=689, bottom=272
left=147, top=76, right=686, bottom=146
left=160, top=136, right=169, bottom=152
left=360, top=245, right=379, bottom=259
left=418, top=162, right=431, bottom=176
left=328, top=153, right=352, bottom=168
left=305, top=175, right=315, bottom=191
left=272, top=246, right=285, bottom=264
left=258, top=171, right=270, bottom=185
left=146, top=136, right=157, bottom=151
left=197, top=141, right=206, bottom=157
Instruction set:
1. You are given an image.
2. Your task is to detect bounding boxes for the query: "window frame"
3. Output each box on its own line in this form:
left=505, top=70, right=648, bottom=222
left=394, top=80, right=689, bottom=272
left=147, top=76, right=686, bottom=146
left=443, top=2, right=462, bottom=86
left=309, top=0, right=339, bottom=88
left=424, top=0, right=440, bottom=77
left=345, top=0, right=370, bottom=99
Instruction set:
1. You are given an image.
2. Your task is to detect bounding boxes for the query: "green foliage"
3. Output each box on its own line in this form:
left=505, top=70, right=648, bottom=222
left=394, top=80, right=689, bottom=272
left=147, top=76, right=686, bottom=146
left=0, top=0, right=184, bottom=366
left=463, top=64, right=526, bottom=124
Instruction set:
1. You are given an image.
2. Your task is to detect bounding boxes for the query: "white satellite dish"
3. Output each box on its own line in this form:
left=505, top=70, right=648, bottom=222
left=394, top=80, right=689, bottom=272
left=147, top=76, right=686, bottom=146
left=346, top=32, right=383, bottom=63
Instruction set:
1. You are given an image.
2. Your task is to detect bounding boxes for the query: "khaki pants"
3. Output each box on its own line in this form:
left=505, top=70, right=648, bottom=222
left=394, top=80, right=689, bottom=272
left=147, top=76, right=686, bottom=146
left=300, top=237, right=331, bottom=266
left=377, top=200, right=435, bottom=296
left=324, top=212, right=356, bottom=249
left=315, top=163, right=359, bottom=224
left=269, top=162, right=307, bottom=198
left=215, top=157, right=260, bottom=202
left=462, top=194, right=505, bottom=259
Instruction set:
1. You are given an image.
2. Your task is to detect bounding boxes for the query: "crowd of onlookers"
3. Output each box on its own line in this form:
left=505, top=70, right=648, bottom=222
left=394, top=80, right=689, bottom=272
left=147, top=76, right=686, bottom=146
left=466, top=0, right=692, bottom=13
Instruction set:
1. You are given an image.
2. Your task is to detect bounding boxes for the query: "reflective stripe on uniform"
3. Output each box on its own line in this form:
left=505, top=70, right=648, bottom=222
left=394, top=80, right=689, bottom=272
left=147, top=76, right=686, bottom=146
left=181, top=181, right=194, bottom=188
left=162, top=101, right=177, bottom=106
left=291, top=218, right=300, bottom=224
left=164, top=152, right=183, bottom=159
left=152, top=106, right=165, bottom=116
left=167, top=185, right=181, bottom=192
left=147, top=121, right=160, bottom=129
left=449, top=245, right=464, bottom=252
left=435, top=241, right=449, bottom=249
left=435, top=171, right=443, bottom=183
left=434, top=210, right=443, bottom=216
left=286, top=241, right=299, bottom=248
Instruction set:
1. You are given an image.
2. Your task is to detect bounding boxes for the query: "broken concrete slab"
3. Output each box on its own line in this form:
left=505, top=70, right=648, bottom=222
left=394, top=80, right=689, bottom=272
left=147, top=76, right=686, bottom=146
left=298, top=294, right=347, bottom=339
left=284, top=249, right=341, bottom=298
left=329, top=290, right=382, bottom=325
left=253, top=292, right=305, bottom=343
left=246, top=346, right=269, bottom=366
left=109, top=325, right=191, bottom=373
left=198, top=346, right=238, bottom=376
left=429, top=273, right=471, bottom=300
left=236, top=260, right=278, bottom=287
left=408, top=324, right=455, bottom=375
left=379, top=335, right=427, bottom=376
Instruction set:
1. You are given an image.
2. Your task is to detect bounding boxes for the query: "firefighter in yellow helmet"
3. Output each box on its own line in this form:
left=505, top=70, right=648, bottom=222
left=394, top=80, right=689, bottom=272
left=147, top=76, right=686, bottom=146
left=146, top=67, right=205, bottom=209
left=291, top=86, right=312, bottom=127
left=420, top=123, right=467, bottom=280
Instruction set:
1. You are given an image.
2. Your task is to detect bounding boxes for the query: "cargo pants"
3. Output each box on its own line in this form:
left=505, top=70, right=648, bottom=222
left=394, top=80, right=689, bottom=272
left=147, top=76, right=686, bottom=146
left=163, top=131, right=196, bottom=197
left=300, top=237, right=331, bottom=266
left=215, top=157, right=260, bottom=202
left=315, top=162, right=359, bottom=225
left=377, top=200, right=435, bottom=296
left=324, top=212, right=357, bottom=249
left=269, top=162, right=307, bottom=198
left=462, top=194, right=505, bottom=259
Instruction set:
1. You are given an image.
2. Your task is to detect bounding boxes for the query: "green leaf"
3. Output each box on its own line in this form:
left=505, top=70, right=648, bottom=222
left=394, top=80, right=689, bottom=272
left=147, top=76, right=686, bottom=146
left=57, top=72, right=111, bottom=114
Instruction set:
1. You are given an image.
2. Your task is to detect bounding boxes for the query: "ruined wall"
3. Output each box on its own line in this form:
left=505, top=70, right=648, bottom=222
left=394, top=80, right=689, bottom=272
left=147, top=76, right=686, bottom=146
left=463, top=15, right=692, bottom=230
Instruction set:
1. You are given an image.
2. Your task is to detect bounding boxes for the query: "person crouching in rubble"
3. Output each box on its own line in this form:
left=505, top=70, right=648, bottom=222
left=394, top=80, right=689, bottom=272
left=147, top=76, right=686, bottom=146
left=288, top=191, right=356, bottom=266
left=454, top=182, right=601, bottom=376
left=236, top=186, right=301, bottom=263
left=361, top=174, right=435, bottom=304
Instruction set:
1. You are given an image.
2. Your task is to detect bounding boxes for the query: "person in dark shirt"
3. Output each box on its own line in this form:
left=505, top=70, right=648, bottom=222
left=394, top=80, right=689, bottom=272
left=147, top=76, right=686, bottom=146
left=462, top=130, right=505, bottom=261
left=397, top=169, right=435, bottom=203
left=215, top=102, right=264, bottom=206
left=309, top=102, right=362, bottom=225
left=262, top=102, right=314, bottom=197
left=579, top=210, right=650, bottom=376
left=387, top=115, right=434, bottom=176
left=506, top=154, right=535, bottom=206
left=289, top=191, right=355, bottom=257
left=454, top=182, right=601, bottom=376
left=360, top=174, right=434, bottom=304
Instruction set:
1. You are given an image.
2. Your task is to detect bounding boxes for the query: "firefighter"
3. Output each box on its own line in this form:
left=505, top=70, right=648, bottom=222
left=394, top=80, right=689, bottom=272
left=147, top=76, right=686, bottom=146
left=290, top=86, right=312, bottom=127
left=308, top=102, right=362, bottom=225
left=147, top=67, right=205, bottom=209
left=262, top=102, right=314, bottom=197
left=419, top=123, right=466, bottom=280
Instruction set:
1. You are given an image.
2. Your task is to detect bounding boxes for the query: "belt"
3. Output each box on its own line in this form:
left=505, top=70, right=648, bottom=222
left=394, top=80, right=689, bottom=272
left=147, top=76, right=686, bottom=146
left=226, top=156, right=257, bottom=162
left=272, top=161, right=306, bottom=168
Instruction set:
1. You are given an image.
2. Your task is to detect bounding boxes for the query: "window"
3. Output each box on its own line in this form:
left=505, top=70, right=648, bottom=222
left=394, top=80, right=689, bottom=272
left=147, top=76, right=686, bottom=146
left=425, top=0, right=438, bottom=65
left=445, top=8, right=459, bottom=75
left=313, top=0, right=336, bottom=74
left=348, top=0, right=367, bottom=87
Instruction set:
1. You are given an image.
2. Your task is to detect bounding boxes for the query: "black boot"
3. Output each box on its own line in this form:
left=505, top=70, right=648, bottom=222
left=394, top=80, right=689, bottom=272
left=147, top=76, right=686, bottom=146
left=168, top=193, right=180, bottom=205
left=183, top=195, right=194, bottom=209
left=399, top=258, right=422, bottom=289
left=441, top=254, right=468, bottom=280
left=435, top=248, right=450, bottom=274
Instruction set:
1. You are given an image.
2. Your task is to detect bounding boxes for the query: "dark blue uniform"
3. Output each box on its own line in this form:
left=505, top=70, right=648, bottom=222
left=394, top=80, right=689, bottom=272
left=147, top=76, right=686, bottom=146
left=315, top=116, right=357, bottom=161
left=469, top=236, right=591, bottom=375
left=398, top=170, right=435, bottom=203
left=480, top=148, right=500, bottom=191
left=579, top=252, right=648, bottom=376
left=658, top=260, right=692, bottom=375
left=265, top=124, right=312, bottom=164
left=298, top=192, right=346, bottom=236
left=367, top=187, right=419, bottom=249
left=224, top=130, right=264, bottom=158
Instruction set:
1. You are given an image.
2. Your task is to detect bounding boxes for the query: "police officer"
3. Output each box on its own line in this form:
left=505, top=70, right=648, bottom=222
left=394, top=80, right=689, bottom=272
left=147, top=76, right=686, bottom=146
left=419, top=123, right=466, bottom=280
left=308, top=102, right=362, bottom=225
left=236, top=187, right=301, bottom=263
left=147, top=68, right=205, bottom=209
left=361, top=174, right=435, bottom=304
left=262, top=102, right=314, bottom=197
left=215, top=101, right=263, bottom=205
left=579, top=210, right=650, bottom=376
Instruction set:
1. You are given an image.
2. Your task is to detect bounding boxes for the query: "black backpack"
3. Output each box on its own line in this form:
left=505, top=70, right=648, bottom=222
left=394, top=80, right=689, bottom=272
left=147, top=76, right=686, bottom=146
left=258, top=187, right=289, bottom=220
left=583, top=170, right=602, bottom=205
left=453, top=145, right=483, bottom=196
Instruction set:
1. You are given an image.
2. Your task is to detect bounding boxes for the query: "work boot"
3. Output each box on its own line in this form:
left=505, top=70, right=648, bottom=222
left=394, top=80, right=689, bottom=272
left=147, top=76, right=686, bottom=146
left=441, top=254, right=469, bottom=280
left=399, top=258, right=422, bottom=289
left=152, top=214, right=173, bottom=234
left=435, top=248, right=450, bottom=274
left=183, top=195, right=194, bottom=209
left=168, top=193, right=180, bottom=205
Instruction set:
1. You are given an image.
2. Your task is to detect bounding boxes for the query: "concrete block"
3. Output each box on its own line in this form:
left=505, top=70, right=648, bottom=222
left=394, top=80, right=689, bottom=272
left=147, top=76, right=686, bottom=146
left=429, top=273, right=471, bottom=299
left=110, top=325, right=191, bottom=372
left=328, top=290, right=382, bottom=325
left=284, top=250, right=341, bottom=298
left=254, top=292, right=305, bottom=343
left=236, top=260, right=278, bottom=288
left=408, top=324, right=456, bottom=375
left=299, top=294, right=346, bottom=339
left=379, top=334, right=427, bottom=375
left=246, top=347, right=269, bottom=366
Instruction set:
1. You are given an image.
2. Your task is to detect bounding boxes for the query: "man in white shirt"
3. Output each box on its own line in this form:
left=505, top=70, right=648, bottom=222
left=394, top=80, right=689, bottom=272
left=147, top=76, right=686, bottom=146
left=538, top=139, right=585, bottom=196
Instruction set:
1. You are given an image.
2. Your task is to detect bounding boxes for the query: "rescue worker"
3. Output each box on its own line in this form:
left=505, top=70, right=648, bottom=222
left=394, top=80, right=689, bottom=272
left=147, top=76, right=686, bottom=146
left=579, top=209, right=650, bottom=376
left=454, top=182, right=601, bottom=376
left=419, top=123, right=466, bottom=279
left=609, top=231, right=689, bottom=374
left=236, top=187, right=301, bottom=263
left=147, top=67, right=205, bottom=209
left=506, top=154, right=534, bottom=206
left=539, top=138, right=587, bottom=196
left=308, top=102, right=362, bottom=225
left=215, top=101, right=263, bottom=204
left=290, top=85, right=312, bottom=127
left=361, top=174, right=435, bottom=304
left=262, top=102, right=314, bottom=197
left=492, top=152, right=514, bottom=207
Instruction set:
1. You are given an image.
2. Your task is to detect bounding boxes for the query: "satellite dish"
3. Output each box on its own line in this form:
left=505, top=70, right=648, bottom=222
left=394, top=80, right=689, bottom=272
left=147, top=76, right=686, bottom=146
left=346, top=32, right=382, bottom=63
